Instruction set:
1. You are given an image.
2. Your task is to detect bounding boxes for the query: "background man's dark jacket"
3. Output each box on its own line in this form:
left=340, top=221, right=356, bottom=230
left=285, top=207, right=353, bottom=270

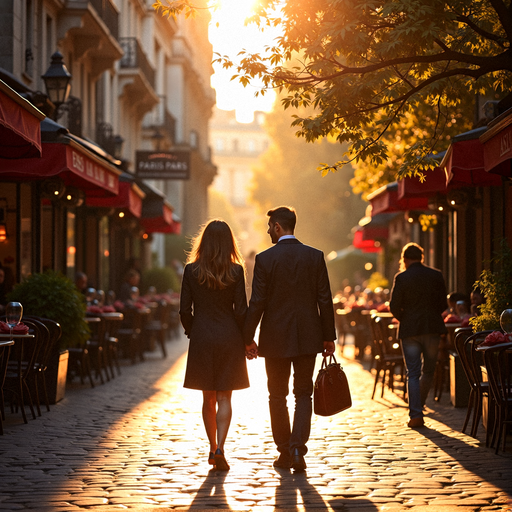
left=390, top=261, right=448, bottom=340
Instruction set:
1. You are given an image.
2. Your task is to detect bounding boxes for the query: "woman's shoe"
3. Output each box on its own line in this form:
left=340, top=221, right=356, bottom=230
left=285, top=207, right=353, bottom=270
left=208, top=452, right=215, bottom=465
left=214, top=448, right=230, bottom=471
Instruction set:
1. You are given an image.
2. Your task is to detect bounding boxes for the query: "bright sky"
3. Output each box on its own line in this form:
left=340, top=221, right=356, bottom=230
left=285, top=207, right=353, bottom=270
left=208, top=0, right=278, bottom=122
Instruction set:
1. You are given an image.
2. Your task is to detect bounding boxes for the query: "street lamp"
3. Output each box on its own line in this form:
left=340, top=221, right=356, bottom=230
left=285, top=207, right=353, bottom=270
left=41, top=51, right=72, bottom=119
left=114, top=135, right=125, bottom=159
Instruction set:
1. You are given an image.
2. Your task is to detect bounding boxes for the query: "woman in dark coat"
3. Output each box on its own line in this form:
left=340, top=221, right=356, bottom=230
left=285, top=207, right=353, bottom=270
left=179, top=220, right=249, bottom=470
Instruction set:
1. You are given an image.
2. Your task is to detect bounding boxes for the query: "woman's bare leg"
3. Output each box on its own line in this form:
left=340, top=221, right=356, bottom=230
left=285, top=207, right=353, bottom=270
left=216, top=390, right=232, bottom=452
left=202, top=390, right=217, bottom=453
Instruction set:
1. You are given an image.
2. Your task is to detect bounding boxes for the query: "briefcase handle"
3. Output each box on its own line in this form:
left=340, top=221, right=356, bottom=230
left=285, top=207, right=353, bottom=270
left=320, top=354, right=338, bottom=369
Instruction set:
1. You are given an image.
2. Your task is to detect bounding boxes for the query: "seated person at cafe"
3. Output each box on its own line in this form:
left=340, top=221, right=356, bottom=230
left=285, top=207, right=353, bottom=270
left=118, top=269, right=141, bottom=304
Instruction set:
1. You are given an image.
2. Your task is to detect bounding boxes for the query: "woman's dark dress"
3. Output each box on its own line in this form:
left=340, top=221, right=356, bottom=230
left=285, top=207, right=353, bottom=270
left=180, top=262, right=249, bottom=390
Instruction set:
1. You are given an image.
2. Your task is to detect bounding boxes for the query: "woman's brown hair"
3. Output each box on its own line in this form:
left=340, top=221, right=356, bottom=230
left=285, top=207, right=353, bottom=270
left=187, top=219, right=245, bottom=289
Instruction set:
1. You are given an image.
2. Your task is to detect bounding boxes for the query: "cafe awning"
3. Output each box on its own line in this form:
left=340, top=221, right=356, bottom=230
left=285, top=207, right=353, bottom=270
left=397, top=164, right=447, bottom=200
left=367, top=182, right=429, bottom=216
left=0, top=124, right=121, bottom=197
left=479, top=107, right=512, bottom=177
left=358, top=212, right=397, bottom=240
left=352, top=228, right=382, bottom=253
left=139, top=181, right=181, bottom=234
left=87, top=174, right=145, bottom=217
left=0, top=79, right=45, bottom=159
left=440, top=127, right=504, bottom=187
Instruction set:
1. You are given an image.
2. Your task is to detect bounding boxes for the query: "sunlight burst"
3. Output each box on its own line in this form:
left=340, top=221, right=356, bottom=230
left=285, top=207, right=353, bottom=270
left=209, top=0, right=277, bottom=122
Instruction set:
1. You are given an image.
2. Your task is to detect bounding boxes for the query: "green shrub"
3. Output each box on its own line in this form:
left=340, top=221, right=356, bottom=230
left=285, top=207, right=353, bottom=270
left=7, top=270, right=90, bottom=350
left=142, top=266, right=181, bottom=294
left=470, top=240, right=512, bottom=332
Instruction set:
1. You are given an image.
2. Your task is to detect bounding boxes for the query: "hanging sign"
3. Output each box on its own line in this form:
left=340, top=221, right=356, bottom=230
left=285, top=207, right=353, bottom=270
left=136, top=150, right=190, bottom=179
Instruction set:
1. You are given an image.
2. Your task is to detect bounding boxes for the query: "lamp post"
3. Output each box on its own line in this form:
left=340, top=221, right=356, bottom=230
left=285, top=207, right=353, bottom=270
left=41, top=51, right=72, bottom=120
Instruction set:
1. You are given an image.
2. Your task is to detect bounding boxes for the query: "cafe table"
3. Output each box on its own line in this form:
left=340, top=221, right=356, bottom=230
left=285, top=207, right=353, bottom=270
left=0, top=333, right=36, bottom=429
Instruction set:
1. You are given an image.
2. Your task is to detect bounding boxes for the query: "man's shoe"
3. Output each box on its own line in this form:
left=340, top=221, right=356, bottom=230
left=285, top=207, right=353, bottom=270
left=290, top=448, right=306, bottom=471
left=273, top=453, right=291, bottom=468
left=408, top=417, right=425, bottom=428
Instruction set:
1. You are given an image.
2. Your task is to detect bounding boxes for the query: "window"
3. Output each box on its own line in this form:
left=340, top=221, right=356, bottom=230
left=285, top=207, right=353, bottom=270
left=24, top=0, right=34, bottom=77
left=215, top=138, right=224, bottom=152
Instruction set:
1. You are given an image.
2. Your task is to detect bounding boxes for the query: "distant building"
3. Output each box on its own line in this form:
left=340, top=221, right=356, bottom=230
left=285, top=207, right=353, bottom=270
left=209, top=107, right=269, bottom=256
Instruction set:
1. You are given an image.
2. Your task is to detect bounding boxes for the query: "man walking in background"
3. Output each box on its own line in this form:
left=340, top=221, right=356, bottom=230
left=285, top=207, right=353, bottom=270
left=244, top=206, right=336, bottom=471
left=390, top=243, right=447, bottom=428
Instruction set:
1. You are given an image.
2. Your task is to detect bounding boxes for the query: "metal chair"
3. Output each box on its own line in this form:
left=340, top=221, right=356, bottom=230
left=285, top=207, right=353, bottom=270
left=25, top=316, right=62, bottom=413
left=370, top=315, right=405, bottom=399
left=453, top=327, right=477, bottom=433
left=465, top=330, right=494, bottom=442
left=2, top=319, right=44, bottom=423
left=483, top=342, right=512, bottom=453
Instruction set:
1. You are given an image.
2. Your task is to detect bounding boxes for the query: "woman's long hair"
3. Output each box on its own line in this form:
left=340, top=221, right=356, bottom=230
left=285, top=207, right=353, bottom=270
left=187, top=220, right=245, bottom=289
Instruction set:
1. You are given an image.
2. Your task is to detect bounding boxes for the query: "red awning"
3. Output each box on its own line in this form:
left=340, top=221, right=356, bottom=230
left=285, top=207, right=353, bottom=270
left=397, top=166, right=447, bottom=199
left=440, top=130, right=504, bottom=187
left=0, top=138, right=120, bottom=197
left=479, top=109, right=512, bottom=176
left=352, top=228, right=382, bottom=253
left=87, top=180, right=145, bottom=217
left=0, top=80, right=45, bottom=159
left=140, top=200, right=180, bottom=234
left=367, top=182, right=429, bottom=216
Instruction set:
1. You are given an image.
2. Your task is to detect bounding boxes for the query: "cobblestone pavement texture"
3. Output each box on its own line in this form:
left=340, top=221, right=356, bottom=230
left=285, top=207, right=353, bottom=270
left=0, top=334, right=511, bottom=512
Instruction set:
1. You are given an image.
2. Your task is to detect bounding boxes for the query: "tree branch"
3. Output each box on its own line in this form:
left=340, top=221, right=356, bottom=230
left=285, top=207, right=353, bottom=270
left=487, top=0, right=512, bottom=43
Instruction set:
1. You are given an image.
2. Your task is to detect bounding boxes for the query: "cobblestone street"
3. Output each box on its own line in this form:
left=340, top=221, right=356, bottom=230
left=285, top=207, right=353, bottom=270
left=0, top=334, right=511, bottom=511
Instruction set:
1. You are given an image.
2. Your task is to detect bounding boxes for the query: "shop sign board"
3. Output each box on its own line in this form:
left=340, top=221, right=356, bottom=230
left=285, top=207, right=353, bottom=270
left=136, top=150, right=190, bottom=179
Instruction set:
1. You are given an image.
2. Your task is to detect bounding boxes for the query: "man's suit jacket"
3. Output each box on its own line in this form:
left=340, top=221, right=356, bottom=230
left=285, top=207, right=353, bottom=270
left=244, top=238, right=336, bottom=358
left=389, top=261, right=448, bottom=340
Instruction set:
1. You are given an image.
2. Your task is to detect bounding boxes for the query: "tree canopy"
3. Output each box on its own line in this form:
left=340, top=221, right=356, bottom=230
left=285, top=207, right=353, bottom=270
left=154, top=0, right=511, bottom=178
left=250, top=93, right=366, bottom=256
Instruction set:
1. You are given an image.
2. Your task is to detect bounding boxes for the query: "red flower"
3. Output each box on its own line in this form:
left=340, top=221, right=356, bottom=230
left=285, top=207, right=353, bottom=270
left=483, top=331, right=506, bottom=346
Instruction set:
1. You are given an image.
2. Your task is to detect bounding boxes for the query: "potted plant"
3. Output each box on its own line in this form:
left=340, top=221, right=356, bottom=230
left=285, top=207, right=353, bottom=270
left=470, top=240, right=512, bottom=332
left=8, top=270, right=90, bottom=403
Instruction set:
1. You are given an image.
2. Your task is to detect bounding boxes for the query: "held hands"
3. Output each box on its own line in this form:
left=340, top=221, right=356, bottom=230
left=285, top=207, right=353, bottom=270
left=322, top=341, right=335, bottom=358
left=245, top=341, right=258, bottom=360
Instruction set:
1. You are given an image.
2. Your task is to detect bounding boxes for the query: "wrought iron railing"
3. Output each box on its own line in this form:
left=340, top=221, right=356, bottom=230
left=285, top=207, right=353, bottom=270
left=89, top=0, right=119, bottom=40
left=119, top=37, right=155, bottom=89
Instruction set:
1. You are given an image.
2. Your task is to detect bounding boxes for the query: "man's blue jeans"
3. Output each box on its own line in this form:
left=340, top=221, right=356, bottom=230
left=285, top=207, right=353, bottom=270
left=401, top=334, right=440, bottom=419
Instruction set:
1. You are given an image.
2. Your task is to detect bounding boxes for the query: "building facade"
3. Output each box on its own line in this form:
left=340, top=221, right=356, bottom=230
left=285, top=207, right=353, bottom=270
left=0, top=0, right=216, bottom=292
left=209, top=107, right=269, bottom=256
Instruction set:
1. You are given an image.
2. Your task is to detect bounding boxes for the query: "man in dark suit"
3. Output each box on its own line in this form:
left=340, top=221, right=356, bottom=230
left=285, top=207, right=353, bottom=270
left=244, top=206, right=336, bottom=471
left=390, top=243, right=447, bottom=428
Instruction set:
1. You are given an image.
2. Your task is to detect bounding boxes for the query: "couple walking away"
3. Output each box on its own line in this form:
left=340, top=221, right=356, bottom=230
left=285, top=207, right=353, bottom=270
left=179, top=206, right=336, bottom=472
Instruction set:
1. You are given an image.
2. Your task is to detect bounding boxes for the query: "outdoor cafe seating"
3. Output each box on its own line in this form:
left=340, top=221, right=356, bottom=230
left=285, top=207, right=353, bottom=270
left=369, top=313, right=405, bottom=399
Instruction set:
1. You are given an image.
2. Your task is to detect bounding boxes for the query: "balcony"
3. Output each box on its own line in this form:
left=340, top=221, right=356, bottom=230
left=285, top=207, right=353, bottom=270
left=90, top=0, right=119, bottom=39
left=118, top=37, right=159, bottom=116
left=120, top=37, right=155, bottom=89
left=59, top=1, right=123, bottom=76
left=142, top=95, right=177, bottom=146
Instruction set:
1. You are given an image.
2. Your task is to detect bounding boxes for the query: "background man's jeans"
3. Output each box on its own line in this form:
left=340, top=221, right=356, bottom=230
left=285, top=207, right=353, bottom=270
left=401, top=334, right=440, bottom=419
left=265, top=354, right=316, bottom=456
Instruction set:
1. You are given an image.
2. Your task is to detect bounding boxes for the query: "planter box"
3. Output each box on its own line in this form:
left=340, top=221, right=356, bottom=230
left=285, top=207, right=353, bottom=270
left=46, top=350, right=69, bottom=404
left=449, top=351, right=470, bottom=407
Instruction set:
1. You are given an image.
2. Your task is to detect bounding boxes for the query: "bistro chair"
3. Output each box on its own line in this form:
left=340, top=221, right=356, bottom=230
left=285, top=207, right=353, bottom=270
left=25, top=316, right=62, bottom=413
left=482, top=342, right=512, bottom=453
left=370, top=315, right=405, bottom=399
left=465, top=330, right=494, bottom=443
left=67, top=333, right=95, bottom=389
left=143, top=300, right=172, bottom=358
left=2, top=318, right=44, bottom=424
left=453, top=327, right=476, bottom=434
left=85, top=315, right=110, bottom=384
left=0, top=338, right=14, bottom=434
left=118, top=307, right=149, bottom=364
left=101, top=312, right=124, bottom=378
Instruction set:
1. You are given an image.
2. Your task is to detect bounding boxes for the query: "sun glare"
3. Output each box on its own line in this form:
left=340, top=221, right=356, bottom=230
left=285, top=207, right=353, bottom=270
left=209, top=0, right=278, bottom=122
